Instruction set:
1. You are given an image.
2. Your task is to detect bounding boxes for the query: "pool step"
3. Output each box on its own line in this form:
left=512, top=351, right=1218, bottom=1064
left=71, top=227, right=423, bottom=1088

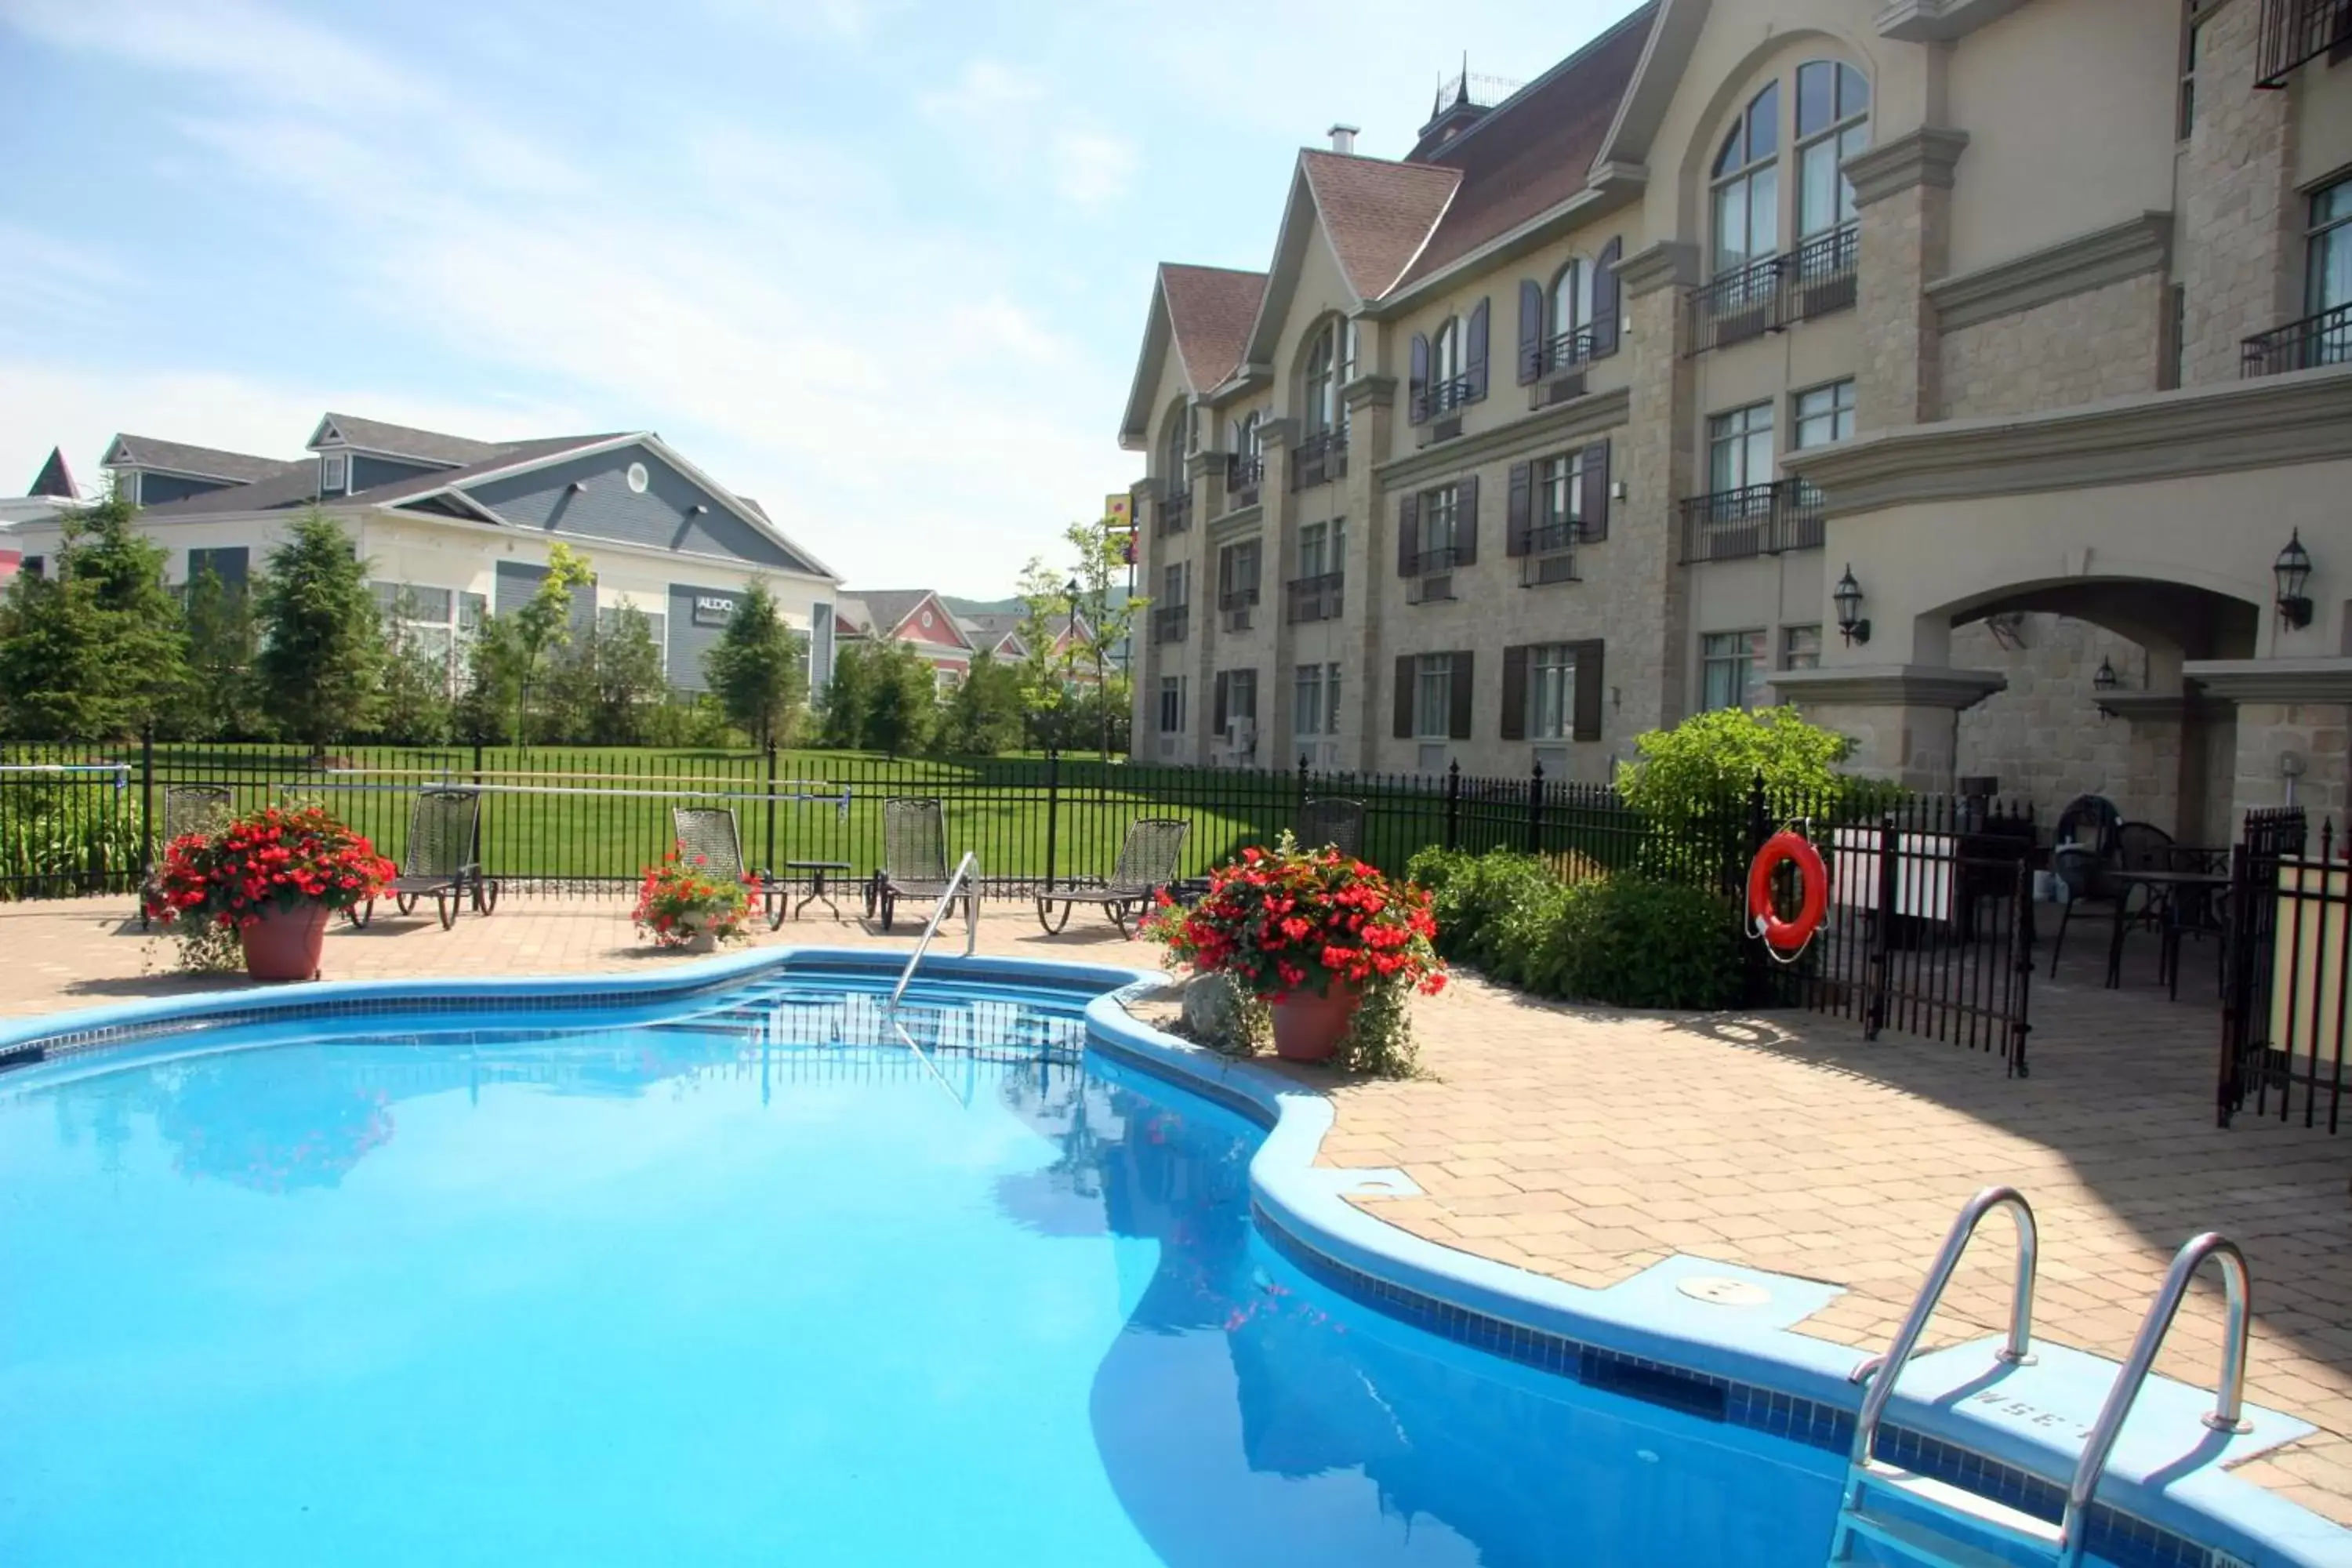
left=1828, top=1461, right=2060, bottom=1568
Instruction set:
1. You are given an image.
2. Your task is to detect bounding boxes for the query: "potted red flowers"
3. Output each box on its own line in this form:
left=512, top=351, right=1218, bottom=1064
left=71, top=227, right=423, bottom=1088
left=145, top=804, right=396, bottom=982
left=1145, top=834, right=1445, bottom=1067
left=633, top=851, right=758, bottom=953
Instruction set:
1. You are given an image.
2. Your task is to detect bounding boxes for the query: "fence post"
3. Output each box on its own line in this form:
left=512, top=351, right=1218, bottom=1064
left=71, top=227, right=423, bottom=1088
left=2006, top=855, right=2034, bottom=1080
left=1444, top=760, right=1461, bottom=851
left=1526, top=759, right=1544, bottom=854
left=138, top=725, right=155, bottom=883
left=1740, top=774, right=1771, bottom=1004
left=764, top=740, right=779, bottom=874
left=1043, top=748, right=1061, bottom=894
left=2219, top=839, right=2254, bottom=1126
left=1865, top=812, right=1898, bottom=1040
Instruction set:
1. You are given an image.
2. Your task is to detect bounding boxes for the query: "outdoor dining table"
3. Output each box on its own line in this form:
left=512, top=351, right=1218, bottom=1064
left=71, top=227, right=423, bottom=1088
left=2103, top=866, right=2230, bottom=990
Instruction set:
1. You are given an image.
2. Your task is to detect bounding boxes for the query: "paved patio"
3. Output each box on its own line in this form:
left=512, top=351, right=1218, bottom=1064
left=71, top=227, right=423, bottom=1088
left=4, top=895, right=2347, bottom=1525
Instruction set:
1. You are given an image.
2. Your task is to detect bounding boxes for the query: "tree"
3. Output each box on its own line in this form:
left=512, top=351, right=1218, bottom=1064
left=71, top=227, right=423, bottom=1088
left=371, top=591, right=456, bottom=746
left=453, top=614, right=521, bottom=746
left=859, top=637, right=938, bottom=757
left=180, top=566, right=266, bottom=740
left=815, top=642, right=875, bottom=749
left=0, top=495, right=190, bottom=740
left=939, top=648, right=1025, bottom=756
left=254, top=509, right=387, bottom=753
left=701, top=579, right=807, bottom=750
left=510, top=541, right=595, bottom=746
left=544, top=607, right=670, bottom=746
left=1016, top=519, right=1142, bottom=760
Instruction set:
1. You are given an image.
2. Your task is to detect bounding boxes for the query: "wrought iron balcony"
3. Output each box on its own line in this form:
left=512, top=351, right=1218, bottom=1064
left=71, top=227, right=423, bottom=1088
left=1157, top=485, right=1192, bottom=535
left=1285, top=572, right=1344, bottom=623
left=1518, top=521, right=1580, bottom=587
left=1224, top=453, right=1263, bottom=508
left=2257, top=0, right=2352, bottom=87
left=1685, top=226, right=1858, bottom=356
left=1525, top=325, right=1597, bottom=383
left=1290, top=429, right=1348, bottom=491
left=1150, top=604, right=1189, bottom=644
left=2241, top=301, right=2352, bottom=378
left=1410, top=372, right=1479, bottom=423
left=1678, top=481, right=1825, bottom=564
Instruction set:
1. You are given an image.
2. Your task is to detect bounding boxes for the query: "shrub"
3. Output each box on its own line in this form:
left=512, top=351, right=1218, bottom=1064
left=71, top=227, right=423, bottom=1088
left=1403, top=845, right=1556, bottom=968
left=1546, top=877, right=1740, bottom=1010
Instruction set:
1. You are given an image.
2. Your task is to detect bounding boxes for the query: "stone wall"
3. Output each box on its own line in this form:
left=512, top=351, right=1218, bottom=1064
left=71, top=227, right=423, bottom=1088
left=2176, top=0, right=2300, bottom=387
left=1939, top=273, right=2165, bottom=419
left=1952, top=614, right=2152, bottom=818
left=2232, top=700, right=2350, bottom=822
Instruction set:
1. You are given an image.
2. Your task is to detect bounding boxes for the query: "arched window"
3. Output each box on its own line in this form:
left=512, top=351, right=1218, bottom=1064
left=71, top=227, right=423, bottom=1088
left=1234, top=409, right=1261, bottom=459
left=1551, top=259, right=1588, bottom=340
left=1710, top=82, right=1780, bottom=276
left=1432, top=316, right=1462, bottom=387
left=1163, top=406, right=1189, bottom=492
left=1303, top=325, right=1336, bottom=435
left=1795, top=61, right=1870, bottom=239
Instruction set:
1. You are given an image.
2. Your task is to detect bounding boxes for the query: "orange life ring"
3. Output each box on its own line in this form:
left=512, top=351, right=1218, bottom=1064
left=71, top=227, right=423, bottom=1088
left=1747, top=829, right=1828, bottom=955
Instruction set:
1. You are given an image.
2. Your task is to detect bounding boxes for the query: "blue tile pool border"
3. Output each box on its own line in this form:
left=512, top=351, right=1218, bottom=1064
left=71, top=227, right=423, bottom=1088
left=0, top=949, right=2337, bottom=1566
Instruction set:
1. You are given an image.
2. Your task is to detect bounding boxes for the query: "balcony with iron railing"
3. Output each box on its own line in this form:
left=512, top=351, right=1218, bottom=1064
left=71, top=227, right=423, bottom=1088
left=1518, top=521, right=1581, bottom=586
left=2256, top=0, right=2352, bottom=87
left=1224, top=453, right=1263, bottom=509
left=1685, top=226, right=1859, bottom=356
left=1285, top=572, right=1344, bottom=623
left=2241, top=301, right=2352, bottom=378
left=1157, top=485, right=1192, bottom=535
left=1406, top=545, right=1461, bottom=603
left=1218, top=584, right=1261, bottom=632
left=1411, top=372, right=1479, bottom=423
left=1678, top=481, right=1825, bottom=564
left=1290, top=428, right=1348, bottom=491
left=1151, top=604, right=1189, bottom=644
left=1525, top=325, right=1597, bottom=387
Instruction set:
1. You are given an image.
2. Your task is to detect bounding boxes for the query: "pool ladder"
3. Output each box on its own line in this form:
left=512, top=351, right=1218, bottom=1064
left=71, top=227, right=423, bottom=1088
left=883, top=851, right=980, bottom=1102
left=1827, top=1185, right=2252, bottom=1568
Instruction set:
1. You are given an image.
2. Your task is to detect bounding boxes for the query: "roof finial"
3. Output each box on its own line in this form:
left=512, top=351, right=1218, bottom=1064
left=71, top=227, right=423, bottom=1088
left=1455, top=52, right=1470, bottom=107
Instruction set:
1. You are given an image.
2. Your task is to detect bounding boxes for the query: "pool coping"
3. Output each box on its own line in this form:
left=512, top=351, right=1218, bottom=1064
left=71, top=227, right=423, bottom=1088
left=2, top=949, right=2344, bottom=1567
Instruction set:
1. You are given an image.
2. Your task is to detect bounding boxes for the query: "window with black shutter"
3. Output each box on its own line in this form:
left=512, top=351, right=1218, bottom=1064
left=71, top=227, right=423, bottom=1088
left=1396, top=492, right=1421, bottom=577
left=1213, top=671, right=1231, bottom=735
left=1455, top=474, right=1479, bottom=565
left=1590, top=237, right=1623, bottom=358
left=1516, top=280, right=1544, bottom=385
left=1465, top=297, right=1490, bottom=401
left=1392, top=655, right=1415, bottom=738
left=1447, top=651, right=1475, bottom=740
left=1506, top=462, right=1533, bottom=557
left=1500, top=645, right=1529, bottom=741
left=1570, top=638, right=1606, bottom=741
left=1581, top=439, right=1611, bottom=542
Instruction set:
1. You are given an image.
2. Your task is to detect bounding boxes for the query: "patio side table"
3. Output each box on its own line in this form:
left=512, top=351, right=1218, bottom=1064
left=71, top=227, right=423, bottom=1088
left=784, top=860, right=855, bottom=922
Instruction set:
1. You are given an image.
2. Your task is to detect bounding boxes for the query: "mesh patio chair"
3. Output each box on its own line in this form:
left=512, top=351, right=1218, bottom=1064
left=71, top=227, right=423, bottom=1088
left=139, top=783, right=234, bottom=930
left=1297, top=797, right=1366, bottom=858
left=347, top=787, right=495, bottom=931
left=669, top=806, right=786, bottom=930
left=1035, top=817, right=1189, bottom=937
left=865, top=797, right=972, bottom=933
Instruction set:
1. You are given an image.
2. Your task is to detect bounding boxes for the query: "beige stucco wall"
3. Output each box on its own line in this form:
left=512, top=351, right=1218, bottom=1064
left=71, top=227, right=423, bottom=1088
left=2292, top=29, right=2352, bottom=188
left=1938, top=271, right=2165, bottom=419
left=1943, top=0, right=2179, bottom=278
left=2176, top=0, right=2302, bottom=387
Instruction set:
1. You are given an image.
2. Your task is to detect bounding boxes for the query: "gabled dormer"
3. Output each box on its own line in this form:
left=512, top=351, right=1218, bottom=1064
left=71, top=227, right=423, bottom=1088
left=307, top=413, right=504, bottom=498
left=100, top=434, right=287, bottom=507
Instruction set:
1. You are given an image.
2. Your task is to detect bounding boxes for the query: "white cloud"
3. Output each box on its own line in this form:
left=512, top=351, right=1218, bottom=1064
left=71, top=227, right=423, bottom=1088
left=1050, top=130, right=1137, bottom=208
left=916, top=58, right=1044, bottom=127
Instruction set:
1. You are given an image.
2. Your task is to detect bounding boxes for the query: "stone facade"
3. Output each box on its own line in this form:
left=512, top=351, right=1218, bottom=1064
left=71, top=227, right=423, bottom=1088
left=2175, top=0, right=2301, bottom=389
left=1939, top=273, right=2166, bottom=418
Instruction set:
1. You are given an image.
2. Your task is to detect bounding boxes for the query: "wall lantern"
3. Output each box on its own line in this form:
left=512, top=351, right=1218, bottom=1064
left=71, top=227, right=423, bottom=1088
left=1833, top=564, right=1871, bottom=645
left=2092, top=655, right=2118, bottom=695
left=2275, top=530, right=2314, bottom=630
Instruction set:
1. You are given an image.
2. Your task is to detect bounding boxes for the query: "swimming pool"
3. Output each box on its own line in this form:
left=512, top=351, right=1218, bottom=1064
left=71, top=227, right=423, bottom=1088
left=0, top=956, right=2332, bottom=1566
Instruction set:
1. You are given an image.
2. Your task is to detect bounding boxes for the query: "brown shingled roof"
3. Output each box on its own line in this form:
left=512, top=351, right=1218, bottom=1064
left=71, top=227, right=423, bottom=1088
left=1298, top=152, right=1461, bottom=300
left=1392, top=3, right=1656, bottom=290
left=1160, top=264, right=1267, bottom=391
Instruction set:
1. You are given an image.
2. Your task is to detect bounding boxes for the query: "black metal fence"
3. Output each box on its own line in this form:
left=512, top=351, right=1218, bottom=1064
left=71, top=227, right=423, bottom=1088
left=2220, top=807, right=2348, bottom=1132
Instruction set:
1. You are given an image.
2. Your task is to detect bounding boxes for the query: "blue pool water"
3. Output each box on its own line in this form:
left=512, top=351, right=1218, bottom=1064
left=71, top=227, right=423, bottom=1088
left=0, top=967, right=1858, bottom=1566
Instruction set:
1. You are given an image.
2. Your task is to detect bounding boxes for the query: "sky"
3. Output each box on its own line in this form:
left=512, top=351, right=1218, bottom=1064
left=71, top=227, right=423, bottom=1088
left=0, top=0, right=1639, bottom=597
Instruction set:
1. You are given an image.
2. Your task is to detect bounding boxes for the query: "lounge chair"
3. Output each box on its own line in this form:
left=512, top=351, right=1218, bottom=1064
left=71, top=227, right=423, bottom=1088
left=865, top=797, right=974, bottom=933
left=140, top=783, right=234, bottom=930
left=1297, top=796, right=1366, bottom=858
left=347, top=787, right=496, bottom=931
left=669, top=805, right=786, bottom=931
left=1034, top=817, right=1189, bottom=937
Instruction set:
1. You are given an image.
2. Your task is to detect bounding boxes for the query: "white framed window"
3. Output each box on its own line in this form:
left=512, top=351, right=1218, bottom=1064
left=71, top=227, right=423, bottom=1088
left=321, top=452, right=348, bottom=494
left=1710, top=82, right=1780, bottom=276
left=1708, top=402, right=1775, bottom=493
left=1293, top=662, right=1342, bottom=739
left=1782, top=625, right=1822, bottom=671
left=1162, top=561, right=1189, bottom=607
left=1298, top=521, right=1329, bottom=579
left=1420, top=485, right=1460, bottom=565
left=1163, top=408, right=1190, bottom=492
left=1527, top=644, right=1577, bottom=740
left=1551, top=258, right=1588, bottom=343
left=1303, top=323, right=1340, bottom=435
left=1158, top=676, right=1187, bottom=734
left=1432, top=315, right=1463, bottom=387
left=1539, top=451, right=1584, bottom=542
left=1414, top=653, right=1453, bottom=739
left=1702, top=630, right=1769, bottom=711
left=1795, top=61, right=1870, bottom=241
left=626, top=460, right=651, bottom=494
left=2309, top=176, right=2352, bottom=320
left=1793, top=379, right=1857, bottom=449
left=459, top=592, right=488, bottom=632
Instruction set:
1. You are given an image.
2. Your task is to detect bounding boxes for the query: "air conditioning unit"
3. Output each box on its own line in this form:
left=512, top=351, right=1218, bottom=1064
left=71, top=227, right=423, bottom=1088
left=1225, top=717, right=1258, bottom=763
left=1156, top=737, right=1179, bottom=760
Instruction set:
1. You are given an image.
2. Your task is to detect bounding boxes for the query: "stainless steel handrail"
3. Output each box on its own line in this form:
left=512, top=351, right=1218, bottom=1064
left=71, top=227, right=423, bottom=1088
left=2056, top=1233, right=2252, bottom=1561
left=888, top=850, right=978, bottom=1014
left=1848, top=1186, right=2040, bottom=1471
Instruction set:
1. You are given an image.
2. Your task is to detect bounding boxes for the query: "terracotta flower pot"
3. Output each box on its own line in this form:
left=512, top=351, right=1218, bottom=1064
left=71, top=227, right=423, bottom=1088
left=241, top=902, right=331, bottom=982
left=1270, top=983, right=1359, bottom=1063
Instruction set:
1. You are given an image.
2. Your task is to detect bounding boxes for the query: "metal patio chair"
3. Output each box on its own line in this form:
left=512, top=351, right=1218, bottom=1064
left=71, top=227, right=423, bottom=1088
left=1034, top=817, right=1189, bottom=938
left=866, top=797, right=974, bottom=933
left=139, top=783, right=234, bottom=930
left=347, top=787, right=496, bottom=931
left=1296, top=796, right=1365, bottom=858
left=670, top=805, right=786, bottom=930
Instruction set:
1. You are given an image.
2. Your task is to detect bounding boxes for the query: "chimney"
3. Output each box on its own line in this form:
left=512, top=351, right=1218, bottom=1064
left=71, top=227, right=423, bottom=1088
left=1327, top=123, right=1359, bottom=155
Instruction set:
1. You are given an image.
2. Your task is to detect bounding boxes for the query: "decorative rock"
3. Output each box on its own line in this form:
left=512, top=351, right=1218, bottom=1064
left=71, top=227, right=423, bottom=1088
left=1180, top=971, right=1247, bottom=1050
